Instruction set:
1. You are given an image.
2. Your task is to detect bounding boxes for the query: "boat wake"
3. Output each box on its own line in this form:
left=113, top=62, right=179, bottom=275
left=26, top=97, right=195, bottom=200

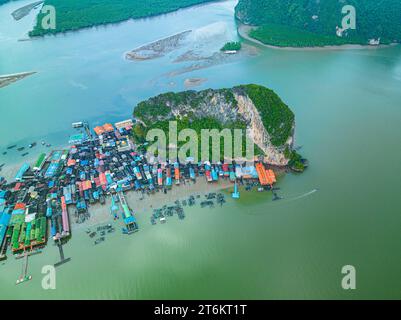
left=286, top=189, right=318, bottom=202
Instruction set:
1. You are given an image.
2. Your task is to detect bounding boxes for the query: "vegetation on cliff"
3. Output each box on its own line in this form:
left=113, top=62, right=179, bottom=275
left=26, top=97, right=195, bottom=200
left=29, top=0, right=215, bottom=36
left=235, top=0, right=401, bottom=47
left=238, top=84, right=294, bottom=147
left=134, top=89, right=238, bottom=126
left=284, top=147, right=306, bottom=172
left=133, top=88, right=247, bottom=159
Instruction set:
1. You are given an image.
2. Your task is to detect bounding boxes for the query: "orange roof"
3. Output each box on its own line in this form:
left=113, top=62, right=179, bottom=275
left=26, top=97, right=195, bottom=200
left=256, top=163, right=269, bottom=186
left=94, top=123, right=114, bottom=135
left=67, top=159, right=76, bottom=167
left=103, top=123, right=114, bottom=132
left=94, top=126, right=105, bottom=135
left=266, top=169, right=276, bottom=185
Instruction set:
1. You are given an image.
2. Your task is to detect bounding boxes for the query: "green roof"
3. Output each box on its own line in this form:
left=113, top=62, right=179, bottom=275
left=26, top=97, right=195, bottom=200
left=34, top=153, right=46, bottom=169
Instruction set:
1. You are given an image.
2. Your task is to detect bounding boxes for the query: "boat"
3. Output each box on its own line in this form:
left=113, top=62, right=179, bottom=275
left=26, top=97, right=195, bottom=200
left=143, top=165, right=152, bottom=181
left=94, top=237, right=105, bottom=245
left=165, top=166, right=172, bottom=188
left=174, top=162, right=180, bottom=185
left=157, top=168, right=163, bottom=186
left=21, top=152, right=29, bottom=157
left=28, top=142, right=37, bottom=148
left=16, top=275, right=32, bottom=285
left=7, top=145, right=16, bottom=150
left=222, top=163, right=229, bottom=177
left=204, top=163, right=212, bottom=182
left=189, top=166, right=195, bottom=180
left=133, top=166, right=142, bottom=180
left=17, top=147, right=25, bottom=152
left=211, top=166, right=218, bottom=181
left=134, top=179, right=141, bottom=190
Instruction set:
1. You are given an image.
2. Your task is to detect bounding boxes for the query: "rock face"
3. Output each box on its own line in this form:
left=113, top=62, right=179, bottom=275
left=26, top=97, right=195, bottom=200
left=134, top=84, right=296, bottom=166
left=234, top=92, right=293, bottom=166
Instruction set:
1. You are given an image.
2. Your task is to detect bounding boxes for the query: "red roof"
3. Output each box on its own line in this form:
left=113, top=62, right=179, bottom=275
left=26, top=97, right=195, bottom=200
left=14, top=202, right=25, bottom=210
left=67, top=159, right=76, bottom=167
left=99, top=173, right=107, bottom=186
left=82, top=180, right=92, bottom=191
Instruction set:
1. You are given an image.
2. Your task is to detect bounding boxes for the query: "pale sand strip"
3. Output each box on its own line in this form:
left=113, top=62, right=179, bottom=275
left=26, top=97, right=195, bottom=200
left=237, top=24, right=396, bottom=51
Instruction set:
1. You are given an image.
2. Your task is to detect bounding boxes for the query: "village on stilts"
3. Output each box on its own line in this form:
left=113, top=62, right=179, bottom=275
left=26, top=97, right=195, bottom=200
left=0, top=119, right=280, bottom=276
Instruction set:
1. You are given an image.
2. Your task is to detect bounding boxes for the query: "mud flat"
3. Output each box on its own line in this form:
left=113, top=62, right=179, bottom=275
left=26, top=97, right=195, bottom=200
left=174, top=50, right=209, bottom=63
left=184, top=78, right=207, bottom=88
left=0, top=71, right=36, bottom=89
left=168, top=44, right=258, bottom=76
left=125, top=30, right=192, bottom=61
left=11, top=1, right=43, bottom=21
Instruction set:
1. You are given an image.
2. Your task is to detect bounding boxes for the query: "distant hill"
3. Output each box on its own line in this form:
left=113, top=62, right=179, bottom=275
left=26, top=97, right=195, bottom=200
left=235, top=0, right=401, bottom=46
left=29, top=0, right=215, bottom=36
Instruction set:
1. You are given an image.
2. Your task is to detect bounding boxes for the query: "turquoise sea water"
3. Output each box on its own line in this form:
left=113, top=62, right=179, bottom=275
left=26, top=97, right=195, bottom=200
left=0, top=0, right=400, bottom=299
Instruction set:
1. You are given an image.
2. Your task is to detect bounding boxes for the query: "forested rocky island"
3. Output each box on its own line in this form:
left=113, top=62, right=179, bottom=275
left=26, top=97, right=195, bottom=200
left=132, top=84, right=306, bottom=171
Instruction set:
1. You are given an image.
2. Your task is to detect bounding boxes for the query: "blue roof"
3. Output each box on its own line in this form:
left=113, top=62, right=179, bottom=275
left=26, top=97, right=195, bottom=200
left=45, top=162, right=59, bottom=178
left=124, top=216, right=136, bottom=225
left=46, top=207, right=53, bottom=218
left=77, top=201, right=87, bottom=210
left=0, top=212, right=11, bottom=245
left=65, top=193, right=72, bottom=203
left=15, top=163, right=29, bottom=181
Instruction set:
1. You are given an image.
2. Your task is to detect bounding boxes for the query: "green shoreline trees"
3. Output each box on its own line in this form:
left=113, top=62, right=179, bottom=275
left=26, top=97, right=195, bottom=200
left=235, top=0, right=401, bottom=47
left=221, top=42, right=242, bottom=51
left=29, top=0, right=215, bottom=36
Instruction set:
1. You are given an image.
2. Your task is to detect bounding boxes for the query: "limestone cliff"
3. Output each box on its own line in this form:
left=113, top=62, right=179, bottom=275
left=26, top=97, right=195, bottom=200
left=133, top=84, right=298, bottom=166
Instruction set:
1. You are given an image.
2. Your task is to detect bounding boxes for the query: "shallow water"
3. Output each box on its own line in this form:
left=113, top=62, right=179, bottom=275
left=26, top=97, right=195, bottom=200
left=0, top=0, right=400, bottom=299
